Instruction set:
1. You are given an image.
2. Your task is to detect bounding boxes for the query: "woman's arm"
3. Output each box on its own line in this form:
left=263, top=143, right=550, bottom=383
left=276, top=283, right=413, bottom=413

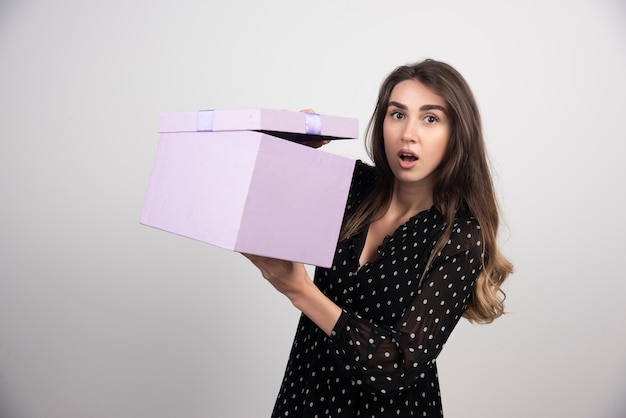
left=242, top=254, right=341, bottom=335
left=327, top=216, right=483, bottom=395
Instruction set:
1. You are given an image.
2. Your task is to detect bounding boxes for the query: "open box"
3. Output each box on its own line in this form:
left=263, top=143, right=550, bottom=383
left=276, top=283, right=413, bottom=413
left=140, top=109, right=358, bottom=267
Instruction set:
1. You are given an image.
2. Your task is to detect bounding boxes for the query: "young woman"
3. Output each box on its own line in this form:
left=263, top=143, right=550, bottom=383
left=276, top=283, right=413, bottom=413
left=244, top=59, right=513, bottom=417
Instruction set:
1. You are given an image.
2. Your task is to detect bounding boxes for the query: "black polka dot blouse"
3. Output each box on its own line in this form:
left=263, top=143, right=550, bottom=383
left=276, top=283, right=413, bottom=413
left=271, top=161, right=483, bottom=418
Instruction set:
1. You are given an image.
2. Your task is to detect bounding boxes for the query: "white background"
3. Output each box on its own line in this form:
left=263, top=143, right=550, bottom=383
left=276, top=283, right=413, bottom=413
left=1, top=0, right=625, bottom=417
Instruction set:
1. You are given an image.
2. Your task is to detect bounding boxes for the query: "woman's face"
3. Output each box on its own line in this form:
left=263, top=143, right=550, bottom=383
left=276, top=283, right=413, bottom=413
left=383, top=79, right=450, bottom=190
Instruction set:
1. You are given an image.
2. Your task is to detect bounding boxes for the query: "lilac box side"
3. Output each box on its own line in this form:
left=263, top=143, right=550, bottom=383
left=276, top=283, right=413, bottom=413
left=213, top=109, right=304, bottom=133
left=157, top=111, right=199, bottom=133
left=319, top=114, right=359, bottom=138
left=234, top=134, right=355, bottom=267
left=140, top=131, right=261, bottom=249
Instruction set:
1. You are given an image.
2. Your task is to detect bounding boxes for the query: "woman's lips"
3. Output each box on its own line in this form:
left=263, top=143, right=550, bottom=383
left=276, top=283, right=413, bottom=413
left=397, top=150, right=418, bottom=168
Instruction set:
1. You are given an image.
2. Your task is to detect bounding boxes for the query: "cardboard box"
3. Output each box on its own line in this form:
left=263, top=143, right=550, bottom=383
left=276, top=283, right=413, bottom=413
left=158, top=108, right=359, bottom=141
left=140, top=109, right=357, bottom=267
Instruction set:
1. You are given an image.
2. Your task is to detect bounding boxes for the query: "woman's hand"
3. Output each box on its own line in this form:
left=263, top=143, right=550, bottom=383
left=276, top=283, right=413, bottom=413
left=241, top=253, right=309, bottom=299
left=241, top=253, right=342, bottom=335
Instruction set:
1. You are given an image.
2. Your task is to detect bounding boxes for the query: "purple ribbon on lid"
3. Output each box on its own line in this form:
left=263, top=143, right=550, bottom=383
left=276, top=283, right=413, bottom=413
left=196, top=110, right=214, bottom=131
left=305, top=112, right=322, bottom=135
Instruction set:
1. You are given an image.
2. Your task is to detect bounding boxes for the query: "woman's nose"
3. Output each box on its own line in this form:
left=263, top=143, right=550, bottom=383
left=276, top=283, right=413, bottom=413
left=401, top=120, right=418, bottom=142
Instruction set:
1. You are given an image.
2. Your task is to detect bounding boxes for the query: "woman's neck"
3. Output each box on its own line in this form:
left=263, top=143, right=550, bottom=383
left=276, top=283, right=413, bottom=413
left=386, top=180, right=434, bottom=220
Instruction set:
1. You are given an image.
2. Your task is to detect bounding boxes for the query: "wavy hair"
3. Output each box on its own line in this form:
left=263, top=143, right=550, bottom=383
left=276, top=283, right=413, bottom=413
left=340, top=59, right=513, bottom=323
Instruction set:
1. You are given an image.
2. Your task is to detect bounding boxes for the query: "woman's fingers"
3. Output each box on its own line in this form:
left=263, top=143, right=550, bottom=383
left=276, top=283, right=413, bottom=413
left=305, top=139, right=331, bottom=149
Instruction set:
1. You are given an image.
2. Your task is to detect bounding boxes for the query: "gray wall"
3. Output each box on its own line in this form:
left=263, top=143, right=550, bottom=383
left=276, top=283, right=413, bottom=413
left=1, top=0, right=625, bottom=417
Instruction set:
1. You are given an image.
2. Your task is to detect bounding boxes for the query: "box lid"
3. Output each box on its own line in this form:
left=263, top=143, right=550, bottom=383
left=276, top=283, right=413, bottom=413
left=157, top=108, right=358, bottom=142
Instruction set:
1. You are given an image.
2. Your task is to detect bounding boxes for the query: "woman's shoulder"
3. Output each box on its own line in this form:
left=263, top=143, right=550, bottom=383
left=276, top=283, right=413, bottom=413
left=446, top=207, right=483, bottom=253
left=351, top=160, right=379, bottom=196
left=452, top=206, right=479, bottom=229
left=344, top=160, right=377, bottom=211
left=353, top=159, right=377, bottom=182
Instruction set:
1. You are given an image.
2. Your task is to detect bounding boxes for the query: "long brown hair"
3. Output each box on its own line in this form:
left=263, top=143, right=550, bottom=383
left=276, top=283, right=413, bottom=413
left=341, top=59, right=513, bottom=323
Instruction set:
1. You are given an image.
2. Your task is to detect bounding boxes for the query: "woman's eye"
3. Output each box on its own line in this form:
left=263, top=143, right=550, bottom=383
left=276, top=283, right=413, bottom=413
left=391, top=111, right=404, bottom=120
left=424, top=115, right=438, bottom=124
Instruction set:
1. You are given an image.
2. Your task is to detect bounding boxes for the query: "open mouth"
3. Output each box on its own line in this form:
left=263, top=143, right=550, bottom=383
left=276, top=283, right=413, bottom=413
left=399, top=151, right=418, bottom=162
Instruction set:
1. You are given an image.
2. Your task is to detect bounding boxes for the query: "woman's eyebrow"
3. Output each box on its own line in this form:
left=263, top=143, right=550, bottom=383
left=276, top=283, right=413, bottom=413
left=388, top=101, right=447, bottom=114
left=388, top=101, right=408, bottom=110
left=420, top=104, right=448, bottom=114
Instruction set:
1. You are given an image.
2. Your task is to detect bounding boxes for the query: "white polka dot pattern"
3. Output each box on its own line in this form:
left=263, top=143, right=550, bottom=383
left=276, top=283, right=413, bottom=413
left=271, top=161, right=482, bottom=418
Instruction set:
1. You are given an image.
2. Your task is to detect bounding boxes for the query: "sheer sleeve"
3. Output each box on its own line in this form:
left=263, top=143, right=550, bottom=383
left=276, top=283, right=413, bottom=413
left=326, top=216, right=483, bottom=395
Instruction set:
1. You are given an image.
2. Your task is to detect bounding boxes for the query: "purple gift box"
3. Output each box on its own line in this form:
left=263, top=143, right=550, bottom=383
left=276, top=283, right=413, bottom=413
left=140, top=109, right=357, bottom=267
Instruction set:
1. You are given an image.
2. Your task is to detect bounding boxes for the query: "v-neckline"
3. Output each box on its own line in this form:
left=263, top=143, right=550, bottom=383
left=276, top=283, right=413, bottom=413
left=356, top=207, right=435, bottom=271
